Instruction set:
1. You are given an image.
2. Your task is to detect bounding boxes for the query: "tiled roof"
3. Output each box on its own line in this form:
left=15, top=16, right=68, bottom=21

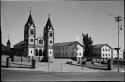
left=44, top=16, right=54, bottom=30
left=25, top=13, right=35, bottom=28
left=93, top=44, right=112, bottom=49
left=14, top=40, right=24, bottom=47
left=54, top=41, right=83, bottom=47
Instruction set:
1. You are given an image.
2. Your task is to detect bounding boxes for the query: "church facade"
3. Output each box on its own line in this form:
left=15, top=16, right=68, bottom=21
left=14, top=12, right=54, bottom=62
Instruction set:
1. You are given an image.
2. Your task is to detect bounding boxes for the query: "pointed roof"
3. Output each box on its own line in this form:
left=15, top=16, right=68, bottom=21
left=25, top=12, right=35, bottom=28
left=7, top=39, right=11, bottom=45
left=45, top=15, right=53, bottom=30
left=14, top=40, right=24, bottom=47
left=93, top=44, right=112, bottom=49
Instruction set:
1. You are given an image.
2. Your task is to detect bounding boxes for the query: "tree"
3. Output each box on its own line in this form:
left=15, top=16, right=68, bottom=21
left=82, top=33, right=93, bottom=60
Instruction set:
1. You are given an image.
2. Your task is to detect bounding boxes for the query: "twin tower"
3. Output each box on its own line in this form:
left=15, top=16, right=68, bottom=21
left=24, top=12, right=54, bottom=62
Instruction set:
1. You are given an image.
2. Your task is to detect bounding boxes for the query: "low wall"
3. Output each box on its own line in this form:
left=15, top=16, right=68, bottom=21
left=92, top=58, right=108, bottom=64
left=2, top=55, right=43, bottom=62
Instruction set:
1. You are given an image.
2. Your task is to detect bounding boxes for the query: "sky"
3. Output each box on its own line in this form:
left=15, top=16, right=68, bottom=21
left=1, top=0, right=124, bottom=50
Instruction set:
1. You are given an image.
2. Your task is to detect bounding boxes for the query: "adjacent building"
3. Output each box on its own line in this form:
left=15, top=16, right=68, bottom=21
left=2, top=39, right=11, bottom=55
left=54, top=41, right=84, bottom=62
left=112, top=49, right=123, bottom=59
left=92, top=44, right=112, bottom=59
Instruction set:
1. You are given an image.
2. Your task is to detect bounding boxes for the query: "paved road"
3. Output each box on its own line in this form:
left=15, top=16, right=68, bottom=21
left=1, top=69, right=124, bottom=81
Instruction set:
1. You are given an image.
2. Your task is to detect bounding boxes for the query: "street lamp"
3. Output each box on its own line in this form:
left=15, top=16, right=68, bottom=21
left=115, top=16, right=122, bottom=72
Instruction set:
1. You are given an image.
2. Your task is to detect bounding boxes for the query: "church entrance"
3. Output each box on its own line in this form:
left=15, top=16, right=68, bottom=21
left=39, top=49, right=42, bottom=56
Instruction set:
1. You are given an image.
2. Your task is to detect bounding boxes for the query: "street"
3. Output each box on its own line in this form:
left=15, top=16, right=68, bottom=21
left=1, top=69, right=124, bottom=81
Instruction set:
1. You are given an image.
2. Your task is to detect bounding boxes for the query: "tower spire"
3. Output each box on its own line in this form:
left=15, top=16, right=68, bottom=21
left=30, top=7, right=32, bottom=15
left=45, top=14, right=53, bottom=30
left=7, top=35, right=11, bottom=47
left=48, top=14, right=50, bottom=18
left=25, top=7, right=35, bottom=27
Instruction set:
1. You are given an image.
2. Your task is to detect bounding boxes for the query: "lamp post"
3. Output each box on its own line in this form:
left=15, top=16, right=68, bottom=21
left=115, top=16, right=122, bottom=72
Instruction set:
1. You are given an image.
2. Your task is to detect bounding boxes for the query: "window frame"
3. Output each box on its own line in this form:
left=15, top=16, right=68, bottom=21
left=30, top=29, right=34, bottom=35
left=49, top=32, right=53, bottom=37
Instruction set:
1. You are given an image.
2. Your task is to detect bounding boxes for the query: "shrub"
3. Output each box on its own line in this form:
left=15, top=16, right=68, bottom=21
left=82, top=61, right=86, bottom=65
left=66, top=61, right=69, bottom=64
left=71, top=57, right=77, bottom=61
left=66, top=61, right=72, bottom=64
left=70, top=61, right=72, bottom=64
left=92, top=61, right=94, bottom=64
left=101, top=61, right=106, bottom=64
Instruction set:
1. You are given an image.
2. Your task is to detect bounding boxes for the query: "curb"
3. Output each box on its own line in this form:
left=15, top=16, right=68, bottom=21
left=1, top=67, right=124, bottom=73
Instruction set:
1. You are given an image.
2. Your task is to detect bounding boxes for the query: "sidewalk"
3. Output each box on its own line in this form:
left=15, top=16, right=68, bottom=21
left=1, top=58, right=124, bottom=72
left=1, top=62, right=124, bottom=72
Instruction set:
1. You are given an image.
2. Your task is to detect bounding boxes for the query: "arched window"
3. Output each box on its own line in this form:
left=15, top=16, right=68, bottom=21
left=30, top=29, right=34, bottom=35
left=50, top=40, right=52, bottom=44
left=49, top=32, right=53, bottom=37
left=35, top=49, right=38, bottom=56
left=39, top=40, right=43, bottom=44
left=30, top=39, right=33, bottom=42
left=39, top=49, right=42, bottom=56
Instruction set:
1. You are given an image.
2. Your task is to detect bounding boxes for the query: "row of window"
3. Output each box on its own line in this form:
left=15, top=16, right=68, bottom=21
left=102, top=53, right=111, bottom=57
left=30, top=29, right=53, bottom=38
left=94, top=48, right=111, bottom=52
left=103, top=48, right=110, bottom=51
left=54, top=52, right=82, bottom=57
left=30, top=39, right=53, bottom=45
left=54, top=46, right=68, bottom=50
left=55, top=52, right=68, bottom=57
left=30, top=39, right=43, bottom=45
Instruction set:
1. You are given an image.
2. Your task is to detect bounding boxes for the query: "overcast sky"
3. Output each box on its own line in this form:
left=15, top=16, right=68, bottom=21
left=1, top=1, right=124, bottom=50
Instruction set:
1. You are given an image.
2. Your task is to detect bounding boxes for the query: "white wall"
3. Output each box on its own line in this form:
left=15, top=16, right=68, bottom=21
left=54, top=42, right=83, bottom=58
left=48, top=49, right=53, bottom=57
left=101, top=45, right=112, bottom=58
left=28, top=48, right=34, bottom=56
left=113, top=49, right=123, bottom=59
left=76, top=44, right=83, bottom=58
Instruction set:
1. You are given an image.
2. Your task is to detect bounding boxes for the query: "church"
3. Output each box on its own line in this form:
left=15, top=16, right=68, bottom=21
left=8, top=11, right=84, bottom=63
left=14, top=11, right=54, bottom=62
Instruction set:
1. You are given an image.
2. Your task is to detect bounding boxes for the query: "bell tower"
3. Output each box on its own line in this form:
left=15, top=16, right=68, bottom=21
left=7, top=39, right=11, bottom=48
left=43, top=15, right=54, bottom=62
left=24, top=11, right=36, bottom=57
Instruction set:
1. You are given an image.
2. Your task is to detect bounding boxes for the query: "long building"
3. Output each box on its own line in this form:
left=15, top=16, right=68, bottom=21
left=54, top=41, right=84, bottom=62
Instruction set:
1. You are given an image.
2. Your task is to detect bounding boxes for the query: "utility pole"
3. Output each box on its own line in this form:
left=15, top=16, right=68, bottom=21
left=123, top=18, right=125, bottom=61
left=115, top=16, right=122, bottom=72
left=0, top=19, right=2, bottom=61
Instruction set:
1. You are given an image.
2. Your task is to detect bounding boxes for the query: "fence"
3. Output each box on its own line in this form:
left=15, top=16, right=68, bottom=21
left=5, top=57, right=36, bottom=69
left=92, top=58, right=113, bottom=70
left=1, top=55, right=36, bottom=69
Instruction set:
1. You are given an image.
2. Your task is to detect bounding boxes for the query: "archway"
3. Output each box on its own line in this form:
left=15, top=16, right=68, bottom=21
left=39, top=49, right=42, bottom=56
